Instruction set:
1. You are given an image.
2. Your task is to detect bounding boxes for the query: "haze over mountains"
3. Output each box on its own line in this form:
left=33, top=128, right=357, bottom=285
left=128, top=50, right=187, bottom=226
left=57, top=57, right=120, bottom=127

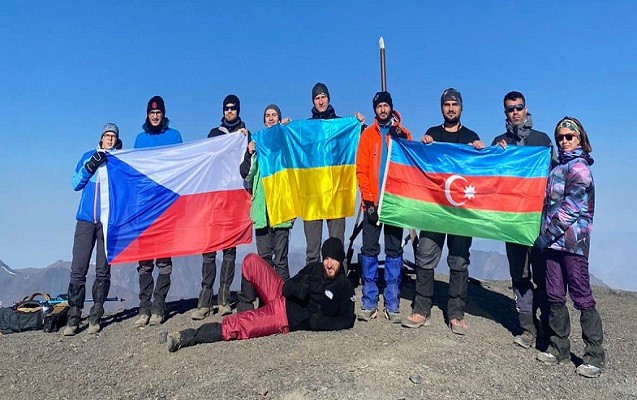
left=0, top=245, right=609, bottom=310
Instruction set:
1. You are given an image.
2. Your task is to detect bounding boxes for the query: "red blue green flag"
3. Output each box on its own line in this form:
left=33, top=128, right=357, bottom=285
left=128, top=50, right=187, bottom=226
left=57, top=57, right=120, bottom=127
left=378, top=139, right=551, bottom=245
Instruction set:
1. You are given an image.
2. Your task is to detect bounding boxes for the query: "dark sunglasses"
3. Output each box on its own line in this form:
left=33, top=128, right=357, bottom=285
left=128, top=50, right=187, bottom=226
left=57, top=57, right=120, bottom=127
left=224, top=105, right=238, bottom=111
left=505, top=104, right=525, bottom=113
left=556, top=133, right=578, bottom=142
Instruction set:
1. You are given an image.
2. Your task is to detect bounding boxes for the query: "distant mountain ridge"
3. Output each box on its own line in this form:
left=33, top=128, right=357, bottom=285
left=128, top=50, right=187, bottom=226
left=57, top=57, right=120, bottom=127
left=0, top=249, right=609, bottom=310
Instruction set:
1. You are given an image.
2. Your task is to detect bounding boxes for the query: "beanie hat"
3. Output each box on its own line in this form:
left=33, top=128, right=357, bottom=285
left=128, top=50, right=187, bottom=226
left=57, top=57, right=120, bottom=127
left=441, top=88, right=462, bottom=107
left=312, top=82, right=330, bottom=101
left=102, top=122, right=119, bottom=138
left=373, top=91, right=393, bottom=110
left=263, top=104, right=282, bottom=123
left=147, top=96, right=166, bottom=114
left=321, top=237, right=345, bottom=264
left=223, top=94, right=241, bottom=114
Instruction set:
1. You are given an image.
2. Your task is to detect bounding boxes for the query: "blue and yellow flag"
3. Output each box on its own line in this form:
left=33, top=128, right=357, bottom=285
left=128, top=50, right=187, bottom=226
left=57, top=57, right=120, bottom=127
left=254, top=117, right=361, bottom=226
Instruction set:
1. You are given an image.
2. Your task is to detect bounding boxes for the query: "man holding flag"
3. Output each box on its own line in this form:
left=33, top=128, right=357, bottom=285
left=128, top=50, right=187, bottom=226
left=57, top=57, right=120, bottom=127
left=133, top=96, right=183, bottom=327
left=492, top=91, right=555, bottom=349
left=355, top=91, right=412, bottom=323
left=402, top=88, right=484, bottom=334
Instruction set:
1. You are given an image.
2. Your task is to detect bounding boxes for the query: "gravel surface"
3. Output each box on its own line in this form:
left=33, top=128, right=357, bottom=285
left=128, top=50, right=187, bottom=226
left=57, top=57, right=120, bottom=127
left=1, top=278, right=635, bottom=400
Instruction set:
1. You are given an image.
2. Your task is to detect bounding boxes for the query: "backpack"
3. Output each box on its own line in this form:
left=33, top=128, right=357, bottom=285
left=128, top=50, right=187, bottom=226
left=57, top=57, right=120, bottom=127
left=0, top=292, right=69, bottom=334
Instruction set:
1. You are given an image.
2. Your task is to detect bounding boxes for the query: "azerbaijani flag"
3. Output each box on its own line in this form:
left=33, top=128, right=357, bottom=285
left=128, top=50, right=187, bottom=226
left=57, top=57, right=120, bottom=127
left=98, top=135, right=252, bottom=264
left=254, top=117, right=361, bottom=226
left=379, top=139, right=550, bottom=245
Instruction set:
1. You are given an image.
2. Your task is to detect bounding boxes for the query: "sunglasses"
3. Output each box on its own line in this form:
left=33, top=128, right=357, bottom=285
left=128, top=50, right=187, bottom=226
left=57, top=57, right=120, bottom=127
left=224, top=105, right=238, bottom=111
left=505, top=104, right=525, bottom=113
left=556, top=133, right=578, bottom=142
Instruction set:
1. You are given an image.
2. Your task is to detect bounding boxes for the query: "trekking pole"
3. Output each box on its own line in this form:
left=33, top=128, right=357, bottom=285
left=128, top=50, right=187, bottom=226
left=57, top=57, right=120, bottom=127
left=379, top=36, right=386, bottom=91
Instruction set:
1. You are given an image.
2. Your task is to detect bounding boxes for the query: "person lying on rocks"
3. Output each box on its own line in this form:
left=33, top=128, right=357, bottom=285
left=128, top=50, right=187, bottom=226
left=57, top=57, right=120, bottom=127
left=164, top=238, right=355, bottom=352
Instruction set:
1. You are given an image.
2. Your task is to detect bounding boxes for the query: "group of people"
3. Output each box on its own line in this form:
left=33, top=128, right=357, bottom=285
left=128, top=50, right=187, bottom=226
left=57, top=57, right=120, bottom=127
left=63, top=83, right=604, bottom=378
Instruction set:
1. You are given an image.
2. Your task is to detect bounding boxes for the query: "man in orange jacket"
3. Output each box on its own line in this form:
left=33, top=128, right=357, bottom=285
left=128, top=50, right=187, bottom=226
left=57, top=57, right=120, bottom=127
left=355, top=91, right=412, bottom=323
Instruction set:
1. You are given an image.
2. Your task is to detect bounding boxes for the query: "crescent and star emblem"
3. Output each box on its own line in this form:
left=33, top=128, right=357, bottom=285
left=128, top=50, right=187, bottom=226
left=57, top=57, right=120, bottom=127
left=444, top=175, right=476, bottom=207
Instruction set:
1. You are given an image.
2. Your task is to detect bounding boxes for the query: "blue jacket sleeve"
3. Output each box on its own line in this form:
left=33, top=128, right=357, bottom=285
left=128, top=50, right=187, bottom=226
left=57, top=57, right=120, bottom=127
left=71, top=153, right=93, bottom=191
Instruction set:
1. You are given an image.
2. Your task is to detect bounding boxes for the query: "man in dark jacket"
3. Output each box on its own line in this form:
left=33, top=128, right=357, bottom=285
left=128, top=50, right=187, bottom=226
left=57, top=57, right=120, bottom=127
left=165, top=238, right=355, bottom=352
left=191, top=94, right=251, bottom=320
left=303, top=82, right=365, bottom=266
left=492, top=91, right=556, bottom=349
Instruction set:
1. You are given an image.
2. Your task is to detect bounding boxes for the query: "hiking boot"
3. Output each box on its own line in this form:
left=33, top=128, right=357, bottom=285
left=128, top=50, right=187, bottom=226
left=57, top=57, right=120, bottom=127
left=449, top=318, right=467, bottom=335
left=357, top=307, right=378, bottom=322
left=134, top=314, right=150, bottom=328
left=536, top=351, right=559, bottom=365
left=402, top=313, right=431, bottom=328
left=217, top=304, right=232, bottom=316
left=513, top=330, right=535, bottom=349
left=87, top=322, right=101, bottom=334
left=149, top=314, right=164, bottom=326
left=576, top=363, right=601, bottom=378
left=167, top=332, right=182, bottom=353
left=191, top=307, right=211, bottom=321
left=63, top=325, right=78, bottom=336
left=384, top=309, right=402, bottom=324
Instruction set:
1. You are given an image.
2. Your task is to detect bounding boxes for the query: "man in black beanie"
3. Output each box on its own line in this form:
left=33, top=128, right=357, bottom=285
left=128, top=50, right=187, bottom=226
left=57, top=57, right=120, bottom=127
left=304, top=82, right=365, bottom=267
left=191, top=94, right=251, bottom=320
left=164, top=238, right=355, bottom=352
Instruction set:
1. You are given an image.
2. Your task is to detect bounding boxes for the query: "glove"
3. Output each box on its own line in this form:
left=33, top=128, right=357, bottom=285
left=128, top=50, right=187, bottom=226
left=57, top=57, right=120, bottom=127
left=364, top=200, right=378, bottom=225
left=308, top=305, right=324, bottom=330
left=389, top=126, right=407, bottom=139
left=533, top=235, right=551, bottom=251
left=85, top=151, right=107, bottom=174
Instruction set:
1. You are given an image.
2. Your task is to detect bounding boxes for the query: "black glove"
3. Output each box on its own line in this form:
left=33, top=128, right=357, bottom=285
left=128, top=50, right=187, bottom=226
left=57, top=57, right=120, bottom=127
left=85, top=151, right=107, bottom=174
left=364, top=200, right=378, bottom=225
left=308, top=305, right=324, bottom=330
left=389, top=126, right=407, bottom=139
left=533, top=235, right=551, bottom=252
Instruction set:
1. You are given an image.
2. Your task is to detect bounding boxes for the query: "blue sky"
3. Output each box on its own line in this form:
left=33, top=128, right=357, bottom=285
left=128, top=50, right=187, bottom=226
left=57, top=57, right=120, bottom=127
left=1, top=2, right=635, bottom=290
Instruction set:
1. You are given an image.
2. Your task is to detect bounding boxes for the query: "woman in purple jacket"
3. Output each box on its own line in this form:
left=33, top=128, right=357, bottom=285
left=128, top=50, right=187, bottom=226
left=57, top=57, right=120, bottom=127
left=534, top=117, right=604, bottom=378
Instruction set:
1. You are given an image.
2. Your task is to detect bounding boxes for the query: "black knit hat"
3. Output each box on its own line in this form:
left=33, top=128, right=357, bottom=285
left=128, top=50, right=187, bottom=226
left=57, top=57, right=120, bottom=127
left=312, top=82, right=330, bottom=101
left=147, top=96, right=166, bottom=114
left=373, top=91, right=393, bottom=110
left=263, top=104, right=282, bottom=123
left=321, top=237, right=345, bottom=264
left=223, top=94, right=241, bottom=114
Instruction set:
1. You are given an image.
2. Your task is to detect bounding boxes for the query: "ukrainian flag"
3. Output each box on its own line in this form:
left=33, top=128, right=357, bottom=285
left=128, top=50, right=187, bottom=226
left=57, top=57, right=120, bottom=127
left=254, top=117, right=361, bottom=226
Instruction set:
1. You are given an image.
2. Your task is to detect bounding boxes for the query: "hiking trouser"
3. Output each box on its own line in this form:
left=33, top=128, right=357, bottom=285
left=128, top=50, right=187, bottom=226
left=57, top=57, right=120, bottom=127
left=201, top=247, right=237, bottom=306
left=239, top=228, right=290, bottom=311
left=137, top=257, right=172, bottom=316
left=67, top=221, right=111, bottom=326
left=544, top=249, right=604, bottom=366
left=360, top=213, right=404, bottom=311
left=414, top=231, right=471, bottom=321
left=255, top=226, right=291, bottom=280
left=221, top=254, right=289, bottom=340
left=303, top=218, right=345, bottom=264
left=506, top=242, right=548, bottom=334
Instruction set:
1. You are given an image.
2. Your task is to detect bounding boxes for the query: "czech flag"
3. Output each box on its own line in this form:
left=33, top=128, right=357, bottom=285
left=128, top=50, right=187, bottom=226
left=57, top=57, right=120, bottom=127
left=98, top=135, right=252, bottom=264
left=379, top=140, right=551, bottom=245
left=254, top=118, right=361, bottom=226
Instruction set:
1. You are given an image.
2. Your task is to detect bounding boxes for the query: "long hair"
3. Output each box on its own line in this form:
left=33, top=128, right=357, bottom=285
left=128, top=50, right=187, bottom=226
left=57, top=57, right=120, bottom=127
left=554, top=116, right=592, bottom=153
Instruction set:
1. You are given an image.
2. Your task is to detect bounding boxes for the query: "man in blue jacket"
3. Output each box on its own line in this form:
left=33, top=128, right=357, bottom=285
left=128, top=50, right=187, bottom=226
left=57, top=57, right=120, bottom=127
left=134, top=96, right=183, bottom=327
left=63, top=123, right=122, bottom=336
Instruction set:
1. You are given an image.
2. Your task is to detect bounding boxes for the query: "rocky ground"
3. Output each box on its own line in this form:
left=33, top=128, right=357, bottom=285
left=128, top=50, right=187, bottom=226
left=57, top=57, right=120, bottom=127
left=1, top=276, right=636, bottom=400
